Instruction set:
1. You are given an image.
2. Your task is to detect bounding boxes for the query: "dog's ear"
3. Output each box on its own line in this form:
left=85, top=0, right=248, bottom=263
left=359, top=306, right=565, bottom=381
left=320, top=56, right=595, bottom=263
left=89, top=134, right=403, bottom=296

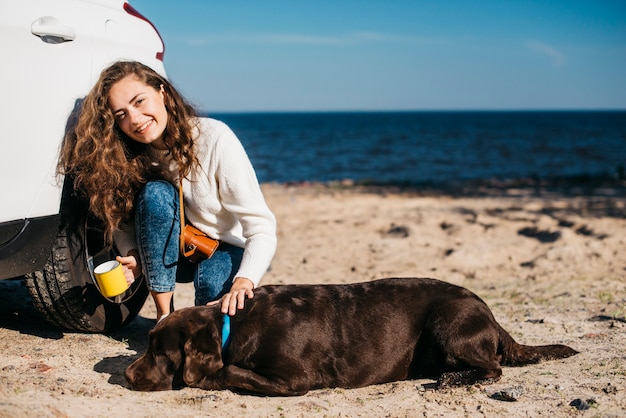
left=182, top=322, right=224, bottom=386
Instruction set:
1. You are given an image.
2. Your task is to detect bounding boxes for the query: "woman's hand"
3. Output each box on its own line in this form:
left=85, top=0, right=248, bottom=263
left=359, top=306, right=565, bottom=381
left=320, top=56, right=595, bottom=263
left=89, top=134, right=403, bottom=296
left=209, top=277, right=254, bottom=316
left=116, top=250, right=142, bottom=285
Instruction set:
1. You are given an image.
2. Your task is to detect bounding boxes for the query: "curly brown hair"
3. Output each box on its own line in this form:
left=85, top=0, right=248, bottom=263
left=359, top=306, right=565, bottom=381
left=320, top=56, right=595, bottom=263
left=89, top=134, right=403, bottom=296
left=58, top=61, right=199, bottom=243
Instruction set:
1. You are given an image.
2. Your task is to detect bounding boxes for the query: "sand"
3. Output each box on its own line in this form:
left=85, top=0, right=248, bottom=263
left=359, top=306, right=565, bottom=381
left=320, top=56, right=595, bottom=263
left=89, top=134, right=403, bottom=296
left=1, top=181, right=625, bottom=417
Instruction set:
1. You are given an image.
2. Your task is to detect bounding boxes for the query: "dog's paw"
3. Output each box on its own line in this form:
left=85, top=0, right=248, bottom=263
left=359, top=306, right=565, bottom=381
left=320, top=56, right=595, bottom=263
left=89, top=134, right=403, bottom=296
left=436, top=371, right=469, bottom=388
left=436, top=370, right=501, bottom=388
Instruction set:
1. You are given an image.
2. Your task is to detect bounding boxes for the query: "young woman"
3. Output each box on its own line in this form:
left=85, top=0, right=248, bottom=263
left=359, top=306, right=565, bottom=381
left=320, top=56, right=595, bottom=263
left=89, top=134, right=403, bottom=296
left=59, top=60, right=276, bottom=321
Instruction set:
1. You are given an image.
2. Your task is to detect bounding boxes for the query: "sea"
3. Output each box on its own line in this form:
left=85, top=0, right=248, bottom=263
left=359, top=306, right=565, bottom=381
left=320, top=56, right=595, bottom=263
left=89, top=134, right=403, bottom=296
left=209, top=111, right=626, bottom=187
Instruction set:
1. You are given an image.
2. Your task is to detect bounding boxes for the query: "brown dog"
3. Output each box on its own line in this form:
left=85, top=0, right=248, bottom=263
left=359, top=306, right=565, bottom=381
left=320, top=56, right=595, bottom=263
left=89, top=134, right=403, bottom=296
left=125, top=278, right=577, bottom=395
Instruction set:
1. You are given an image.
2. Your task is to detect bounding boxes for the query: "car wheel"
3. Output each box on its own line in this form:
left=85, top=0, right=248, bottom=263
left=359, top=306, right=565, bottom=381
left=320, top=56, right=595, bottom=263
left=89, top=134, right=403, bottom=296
left=24, top=179, right=149, bottom=333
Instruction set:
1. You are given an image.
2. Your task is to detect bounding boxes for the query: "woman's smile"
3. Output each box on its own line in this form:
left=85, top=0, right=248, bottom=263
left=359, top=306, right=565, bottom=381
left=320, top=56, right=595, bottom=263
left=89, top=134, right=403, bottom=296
left=136, top=118, right=155, bottom=135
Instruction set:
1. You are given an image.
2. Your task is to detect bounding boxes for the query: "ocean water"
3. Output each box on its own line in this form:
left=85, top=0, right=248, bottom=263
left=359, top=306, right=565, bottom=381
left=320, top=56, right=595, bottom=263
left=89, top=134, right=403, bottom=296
left=210, top=111, right=626, bottom=186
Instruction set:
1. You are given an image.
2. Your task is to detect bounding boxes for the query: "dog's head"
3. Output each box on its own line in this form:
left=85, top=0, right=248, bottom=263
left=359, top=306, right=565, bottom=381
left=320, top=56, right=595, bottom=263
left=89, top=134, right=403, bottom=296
left=125, top=306, right=224, bottom=391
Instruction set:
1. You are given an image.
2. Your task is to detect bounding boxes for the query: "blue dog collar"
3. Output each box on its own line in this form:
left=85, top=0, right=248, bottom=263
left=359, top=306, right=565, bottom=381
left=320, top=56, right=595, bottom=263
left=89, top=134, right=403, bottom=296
left=222, top=314, right=231, bottom=349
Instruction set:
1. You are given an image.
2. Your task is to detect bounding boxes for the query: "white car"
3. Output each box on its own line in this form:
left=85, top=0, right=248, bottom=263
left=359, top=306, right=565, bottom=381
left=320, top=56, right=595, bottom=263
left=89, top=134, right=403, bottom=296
left=0, top=0, right=166, bottom=332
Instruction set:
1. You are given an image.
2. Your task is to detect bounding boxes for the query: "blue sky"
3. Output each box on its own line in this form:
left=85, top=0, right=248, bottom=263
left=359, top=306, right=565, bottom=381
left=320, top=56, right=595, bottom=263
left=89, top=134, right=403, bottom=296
left=131, top=0, right=625, bottom=112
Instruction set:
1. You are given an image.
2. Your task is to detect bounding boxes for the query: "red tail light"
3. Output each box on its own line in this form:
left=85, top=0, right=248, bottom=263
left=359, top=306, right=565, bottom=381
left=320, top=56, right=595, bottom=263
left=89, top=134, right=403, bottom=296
left=123, top=2, right=165, bottom=61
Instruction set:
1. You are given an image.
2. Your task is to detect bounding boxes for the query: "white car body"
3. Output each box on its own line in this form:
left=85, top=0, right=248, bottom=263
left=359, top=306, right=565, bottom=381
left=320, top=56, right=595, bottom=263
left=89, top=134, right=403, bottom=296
left=1, top=0, right=165, bottom=223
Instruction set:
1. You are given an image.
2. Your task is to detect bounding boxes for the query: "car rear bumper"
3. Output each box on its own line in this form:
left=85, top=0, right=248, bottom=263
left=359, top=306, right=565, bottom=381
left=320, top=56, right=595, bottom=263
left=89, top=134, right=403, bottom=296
left=0, top=215, right=60, bottom=280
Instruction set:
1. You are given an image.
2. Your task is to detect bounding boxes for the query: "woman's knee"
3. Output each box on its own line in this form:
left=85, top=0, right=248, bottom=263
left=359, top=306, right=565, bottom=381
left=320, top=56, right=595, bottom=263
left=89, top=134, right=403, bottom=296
left=137, top=180, right=177, bottom=215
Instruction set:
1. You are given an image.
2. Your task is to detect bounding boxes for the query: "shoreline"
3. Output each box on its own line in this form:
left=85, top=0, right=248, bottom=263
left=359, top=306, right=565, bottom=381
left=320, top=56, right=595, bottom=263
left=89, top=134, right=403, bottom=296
left=265, top=173, right=626, bottom=198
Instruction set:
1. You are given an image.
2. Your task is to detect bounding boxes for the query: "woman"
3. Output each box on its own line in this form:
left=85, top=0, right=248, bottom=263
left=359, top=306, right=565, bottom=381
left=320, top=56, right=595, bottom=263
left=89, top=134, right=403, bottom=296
left=59, top=61, right=276, bottom=321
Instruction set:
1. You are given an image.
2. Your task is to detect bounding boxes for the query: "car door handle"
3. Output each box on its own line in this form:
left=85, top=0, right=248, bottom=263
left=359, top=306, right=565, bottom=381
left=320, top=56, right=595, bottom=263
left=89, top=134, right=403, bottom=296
left=31, top=16, right=76, bottom=43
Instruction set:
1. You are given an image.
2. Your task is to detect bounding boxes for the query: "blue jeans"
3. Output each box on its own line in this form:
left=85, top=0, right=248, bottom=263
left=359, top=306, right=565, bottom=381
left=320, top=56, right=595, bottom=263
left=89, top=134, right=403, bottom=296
left=134, top=180, right=243, bottom=305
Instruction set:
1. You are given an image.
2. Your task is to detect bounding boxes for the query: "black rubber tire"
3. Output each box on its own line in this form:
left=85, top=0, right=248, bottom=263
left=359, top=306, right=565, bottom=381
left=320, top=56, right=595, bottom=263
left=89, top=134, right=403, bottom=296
left=24, top=178, right=149, bottom=333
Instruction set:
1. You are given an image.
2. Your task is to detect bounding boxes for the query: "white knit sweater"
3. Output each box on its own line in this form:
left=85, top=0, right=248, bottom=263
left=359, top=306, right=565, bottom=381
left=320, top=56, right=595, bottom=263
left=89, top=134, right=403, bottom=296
left=115, top=117, right=277, bottom=287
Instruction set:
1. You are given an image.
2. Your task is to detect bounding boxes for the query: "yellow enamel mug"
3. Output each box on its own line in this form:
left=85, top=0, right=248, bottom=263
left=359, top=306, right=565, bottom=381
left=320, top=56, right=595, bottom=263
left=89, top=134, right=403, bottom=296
left=94, top=260, right=129, bottom=298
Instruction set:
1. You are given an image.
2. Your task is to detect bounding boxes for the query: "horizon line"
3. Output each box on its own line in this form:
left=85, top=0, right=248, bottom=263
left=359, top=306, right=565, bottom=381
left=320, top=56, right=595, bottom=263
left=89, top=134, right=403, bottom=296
left=203, top=108, right=626, bottom=115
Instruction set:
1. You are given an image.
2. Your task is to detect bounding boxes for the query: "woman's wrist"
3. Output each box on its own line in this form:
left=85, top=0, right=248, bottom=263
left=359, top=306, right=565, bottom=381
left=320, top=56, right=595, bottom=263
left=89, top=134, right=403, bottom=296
left=232, top=277, right=254, bottom=290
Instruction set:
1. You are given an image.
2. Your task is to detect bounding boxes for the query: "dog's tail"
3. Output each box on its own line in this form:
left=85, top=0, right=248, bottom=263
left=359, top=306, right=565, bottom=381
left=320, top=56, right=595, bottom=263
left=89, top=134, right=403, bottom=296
left=497, top=323, right=578, bottom=366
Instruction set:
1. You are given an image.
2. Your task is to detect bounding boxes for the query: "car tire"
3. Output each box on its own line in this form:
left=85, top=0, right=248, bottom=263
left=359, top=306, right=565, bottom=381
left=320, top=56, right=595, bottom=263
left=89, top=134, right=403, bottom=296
left=24, top=178, right=149, bottom=332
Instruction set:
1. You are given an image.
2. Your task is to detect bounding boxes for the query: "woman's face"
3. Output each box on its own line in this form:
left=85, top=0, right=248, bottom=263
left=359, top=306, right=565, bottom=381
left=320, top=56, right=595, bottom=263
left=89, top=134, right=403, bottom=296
left=108, top=75, right=168, bottom=149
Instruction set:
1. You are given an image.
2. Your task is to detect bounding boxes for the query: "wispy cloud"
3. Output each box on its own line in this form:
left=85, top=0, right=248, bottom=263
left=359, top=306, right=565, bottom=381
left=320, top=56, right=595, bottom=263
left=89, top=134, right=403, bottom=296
left=179, top=31, right=446, bottom=47
left=258, top=33, right=350, bottom=45
left=526, top=41, right=566, bottom=67
left=353, top=31, right=448, bottom=44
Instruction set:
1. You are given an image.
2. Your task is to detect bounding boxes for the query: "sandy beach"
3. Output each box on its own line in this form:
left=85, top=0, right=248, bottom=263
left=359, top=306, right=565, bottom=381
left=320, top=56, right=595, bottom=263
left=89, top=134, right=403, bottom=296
left=1, top=180, right=625, bottom=417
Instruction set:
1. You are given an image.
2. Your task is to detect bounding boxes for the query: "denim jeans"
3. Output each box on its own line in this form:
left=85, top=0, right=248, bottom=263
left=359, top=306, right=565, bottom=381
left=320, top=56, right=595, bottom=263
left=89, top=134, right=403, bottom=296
left=134, top=180, right=243, bottom=305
